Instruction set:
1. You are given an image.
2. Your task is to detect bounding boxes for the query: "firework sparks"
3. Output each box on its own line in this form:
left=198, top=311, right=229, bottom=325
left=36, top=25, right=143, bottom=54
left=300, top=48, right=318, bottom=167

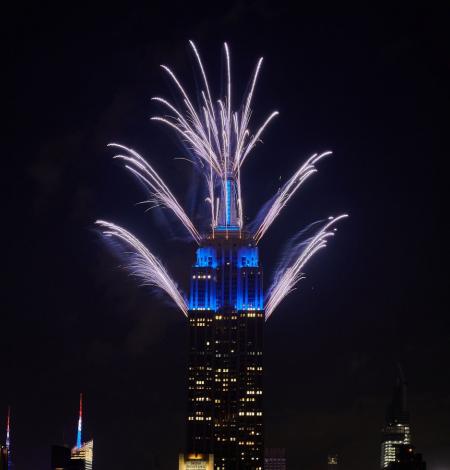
left=98, top=42, right=347, bottom=319
left=252, top=151, right=332, bottom=243
left=265, top=214, right=348, bottom=319
left=108, top=143, right=201, bottom=244
left=151, top=41, right=279, bottom=229
left=96, top=220, right=188, bottom=316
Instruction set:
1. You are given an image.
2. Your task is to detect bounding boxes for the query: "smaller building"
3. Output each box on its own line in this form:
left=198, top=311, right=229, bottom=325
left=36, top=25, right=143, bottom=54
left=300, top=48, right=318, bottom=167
left=387, top=446, right=426, bottom=470
left=265, top=448, right=286, bottom=470
left=328, top=453, right=339, bottom=468
left=0, top=446, right=7, bottom=470
left=179, top=453, right=214, bottom=470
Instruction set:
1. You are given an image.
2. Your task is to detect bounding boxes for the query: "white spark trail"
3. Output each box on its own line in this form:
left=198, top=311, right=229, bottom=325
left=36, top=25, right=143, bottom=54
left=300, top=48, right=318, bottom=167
left=189, top=40, right=215, bottom=119
left=108, top=143, right=201, bottom=244
left=96, top=220, right=188, bottom=316
left=233, top=57, right=263, bottom=167
left=253, top=151, right=332, bottom=243
left=236, top=111, right=279, bottom=169
left=265, top=214, right=348, bottom=319
left=151, top=41, right=279, bottom=228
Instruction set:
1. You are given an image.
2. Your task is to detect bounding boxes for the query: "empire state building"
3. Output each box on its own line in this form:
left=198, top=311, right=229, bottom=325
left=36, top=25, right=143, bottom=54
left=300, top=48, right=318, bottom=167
left=186, top=179, right=264, bottom=470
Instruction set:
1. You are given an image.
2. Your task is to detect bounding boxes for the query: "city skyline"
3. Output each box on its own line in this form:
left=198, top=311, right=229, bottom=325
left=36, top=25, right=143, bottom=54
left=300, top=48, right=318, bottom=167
left=2, top=376, right=433, bottom=469
left=2, top=3, right=448, bottom=470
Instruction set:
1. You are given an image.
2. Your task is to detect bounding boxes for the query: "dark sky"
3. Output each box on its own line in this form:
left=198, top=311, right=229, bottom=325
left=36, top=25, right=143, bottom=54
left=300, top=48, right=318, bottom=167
left=2, top=3, right=449, bottom=470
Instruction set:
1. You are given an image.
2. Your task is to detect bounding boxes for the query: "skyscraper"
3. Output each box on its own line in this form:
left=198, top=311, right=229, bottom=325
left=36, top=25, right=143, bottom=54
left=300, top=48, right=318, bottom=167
left=70, top=394, right=93, bottom=470
left=186, top=179, right=264, bottom=470
left=381, top=367, right=411, bottom=468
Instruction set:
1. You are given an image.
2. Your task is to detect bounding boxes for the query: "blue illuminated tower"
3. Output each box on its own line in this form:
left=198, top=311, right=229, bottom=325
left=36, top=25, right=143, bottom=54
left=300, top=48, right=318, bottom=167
left=187, top=177, right=264, bottom=470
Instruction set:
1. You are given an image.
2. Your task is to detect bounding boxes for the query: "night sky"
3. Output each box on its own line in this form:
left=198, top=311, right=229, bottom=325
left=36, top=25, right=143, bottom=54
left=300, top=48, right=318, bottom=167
left=3, top=3, right=449, bottom=470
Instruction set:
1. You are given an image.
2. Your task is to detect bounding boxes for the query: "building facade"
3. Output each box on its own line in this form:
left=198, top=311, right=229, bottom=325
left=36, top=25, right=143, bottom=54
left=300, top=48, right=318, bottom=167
left=70, top=440, right=93, bottom=470
left=381, top=368, right=411, bottom=468
left=187, top=180, right=264, bottom=470
left=386, top=446, right=426, bottom=470
left=179, top=453, right=214, bottom=470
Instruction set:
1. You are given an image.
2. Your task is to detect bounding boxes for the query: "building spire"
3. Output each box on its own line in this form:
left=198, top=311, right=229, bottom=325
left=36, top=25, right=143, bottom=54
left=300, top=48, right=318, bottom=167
left=387, top=364, right=409, bottom=422
left=6, top=406, right=10, bottom=448
left=6, top=406, right=12, bottom=470
left=215, top=177, right=241, bottom=232
left=76, top=393, right=83, bottom=449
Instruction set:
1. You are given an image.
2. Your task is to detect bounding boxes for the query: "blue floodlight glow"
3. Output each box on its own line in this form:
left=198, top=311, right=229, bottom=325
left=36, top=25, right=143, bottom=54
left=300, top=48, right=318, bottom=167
left=191, top=244, right=263, bottom=312
left=189, top=271, right=217, bottom=310
left=214, top=225, right=240, bottom=231
left=195, top=247, right=218, bottom=268
left=237, top=246, right=259, bottom=267
left=236, top=268, right=264, bottom=310
left=226, top=178, right=232, bottom=226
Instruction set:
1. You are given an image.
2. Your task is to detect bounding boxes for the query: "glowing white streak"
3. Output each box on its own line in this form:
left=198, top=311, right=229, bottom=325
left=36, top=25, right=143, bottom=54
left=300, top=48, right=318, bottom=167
left=238, top=110, right=279, bottom=168
left=159, top=66, right=220, bottom=167
left=203, top=107, right=217, bottom=229
left=96, top=220, right=188, bottom=316
left=201, top=92, right=221, bottom=152
left=152, top=95, right=222, bottom=175
left=189, top=40, right=215, bottom=119
left=265, top=214, right=348, bottom=319
left=150, top=117, right=222, bottom=175
left=151, top=97, right=195, bottom=132
left=108, top=144, right=201, bottom=244
left=253, top=151, right=332, bottom=242
left=237, top=169, right=243, bottom=227
left=217, top=99, right=227, bottom=159
left=243, top=58, right=263, bottom=123
left=224, top=42, right=232, bottom=167
left=215, top=197, right=220, bottom=226
left=235, top=57, right=264, bottom=165
left=125, top=165, right=201, bottom=242
left=160, top=65, right=203, bottom=128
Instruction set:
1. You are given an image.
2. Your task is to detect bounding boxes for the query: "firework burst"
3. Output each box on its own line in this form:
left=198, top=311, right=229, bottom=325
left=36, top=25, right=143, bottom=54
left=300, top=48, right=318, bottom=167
left=97, top=42, right=347, bottom=318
